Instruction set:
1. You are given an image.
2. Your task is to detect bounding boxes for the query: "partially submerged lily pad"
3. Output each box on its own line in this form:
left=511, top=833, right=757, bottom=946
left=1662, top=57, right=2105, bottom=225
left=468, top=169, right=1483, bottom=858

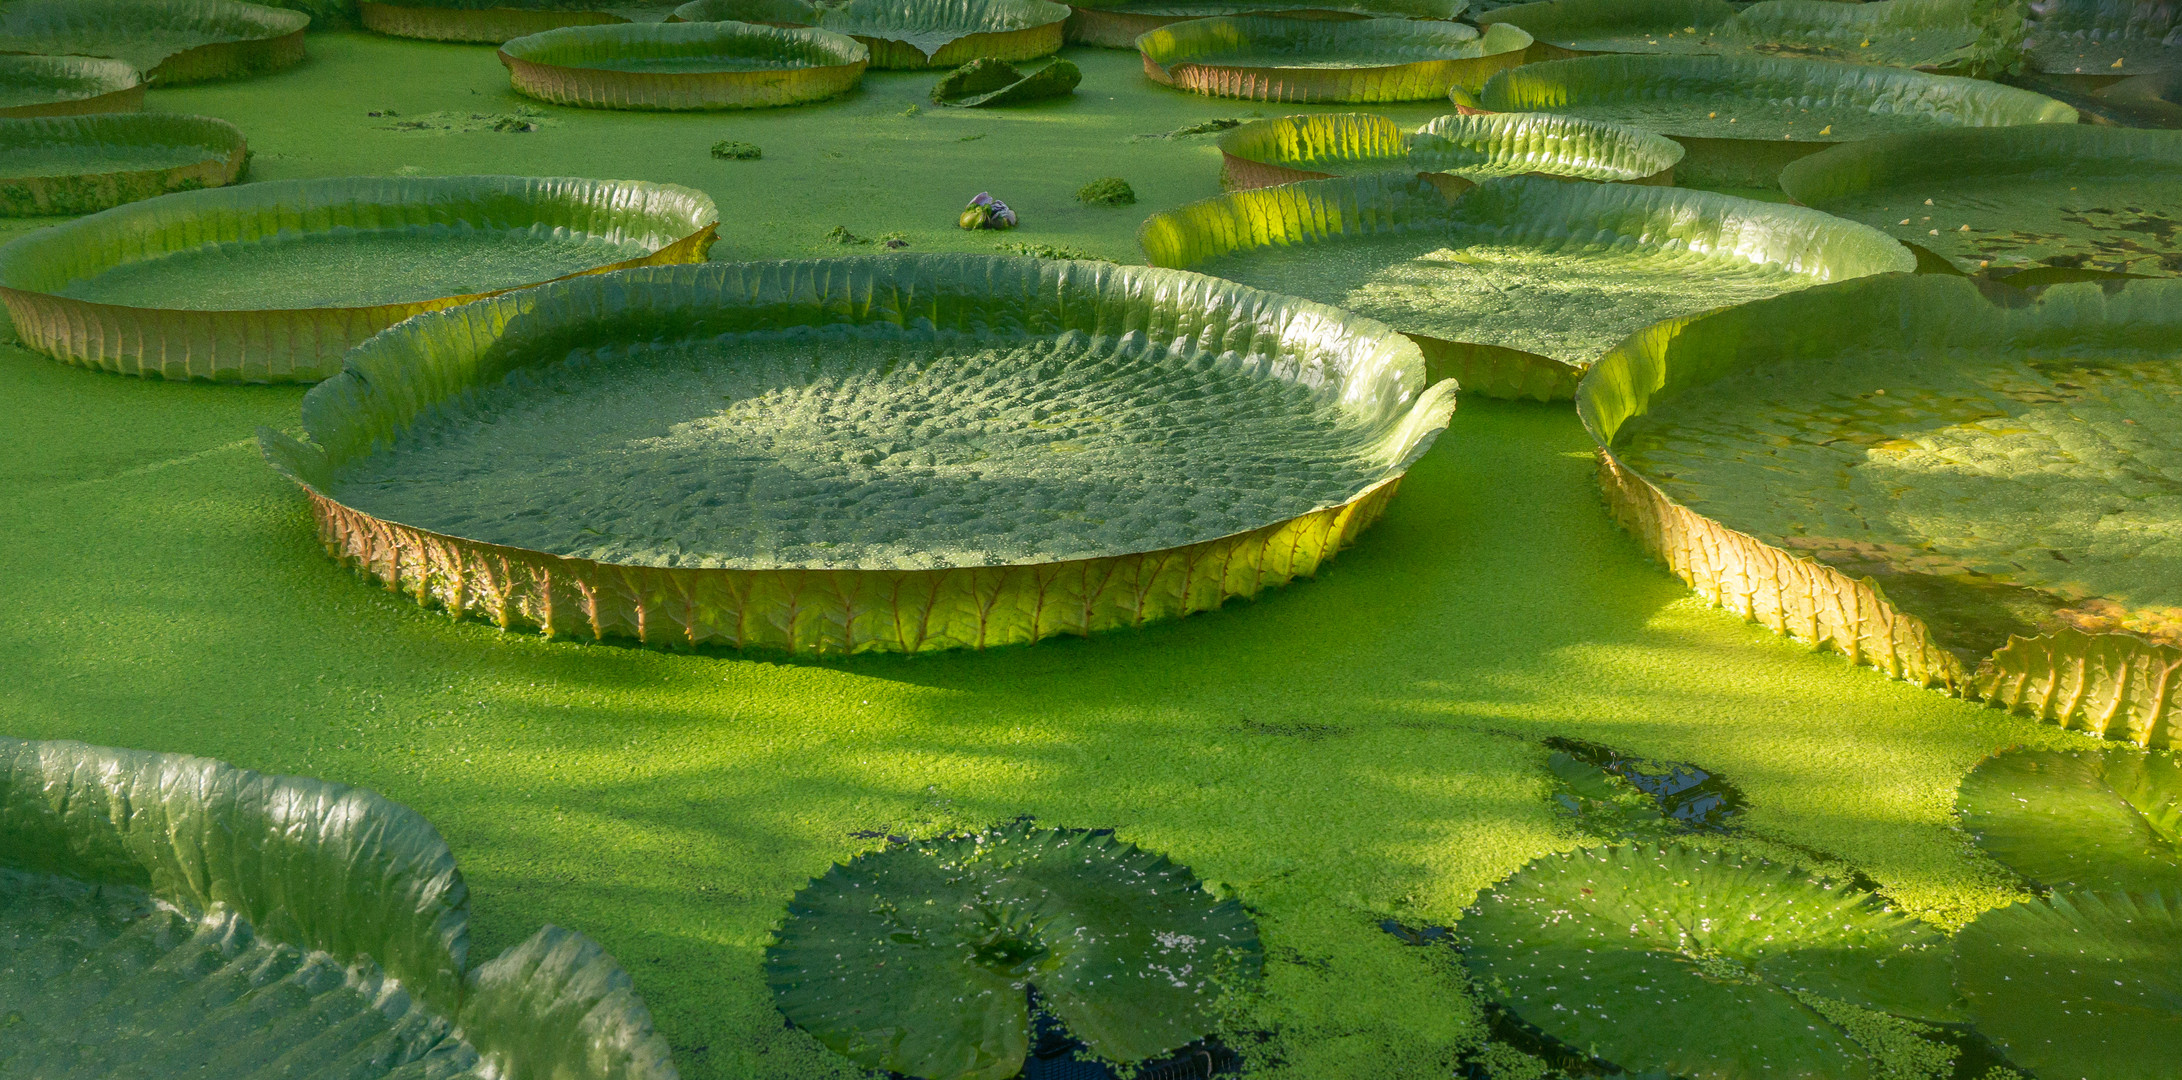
left=930, top=56, right=1081, bottom=105
left=0, top=112, right=246, bottom=216
left=1781, top=125, right=2182, bottom=276
left=0, top=736, right=674, bottom=1080
left=1140, top=173, right=1908, bottom=400
left=1064, top=0, right=1469, bottom=49
left=1583, top=273, right=2182, bottom=744
left=1140, top=15, right=1532, bottom=100
left=1462, top=843, right=1956, bottom=1079
left=1954, top=891, right=2182, bottom=1080
left=0, top=54, right=143, bottom=118
left=0, top=175, right=717, bottom=382
left=255, top=256, right=1455, bottom=654
left=1214, top=110, right=1682, bottom=189
left=363, top=0, right=683, bottom=44
left=499, top=21, right=868, bottom=109
left=2027, top=0, right=2182, bottom=77
left=1472, top=53, right=2077, bottom=186
left=1482, top=0, right=2025, bottom=75
left=0, top=0, right=308, bottom=86
left=671, top=0, right=1071, bottom=69
left=1958, top=746, right=2182, bottom=892
left=764, top=823, right=1261, bottom=1080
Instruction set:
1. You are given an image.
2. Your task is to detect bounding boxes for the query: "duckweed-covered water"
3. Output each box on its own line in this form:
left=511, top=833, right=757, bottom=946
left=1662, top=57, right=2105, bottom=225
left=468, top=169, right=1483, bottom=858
left=1198, top=232, right=1808, bottom=364
left=329, top=326, right=1393, bottom=569
left=58, top=225, right=651, bottom=310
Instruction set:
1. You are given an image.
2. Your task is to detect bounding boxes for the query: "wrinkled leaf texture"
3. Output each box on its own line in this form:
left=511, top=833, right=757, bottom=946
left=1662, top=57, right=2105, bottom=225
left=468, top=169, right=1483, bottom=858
left=0, top=112, right=246, bottom=216
left=499, top=21, right=869, bottom=110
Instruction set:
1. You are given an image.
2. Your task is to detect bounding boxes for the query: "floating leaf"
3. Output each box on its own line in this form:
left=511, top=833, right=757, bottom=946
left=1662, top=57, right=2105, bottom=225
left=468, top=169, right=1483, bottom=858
left=1954, top=890, right=2182, bottom=1080
left=1214, top=111, right=1682, bottom=189
left=498, top=21, right=868, bottom=109
left=364, top=0, right=685, bottom=44
left=1483, top=0, right=2024, bottom=75
left=1138, top=15, right=1532, bottom=101
left=0, top=112, right=246, bottom=216
left=0, top=54, right=142, bottom=118
left=2027, top=0, right=2182, bottom=75
left=0, top=0, right=308, bottom=86
left=671, top=0, right=1069, bottom=68
left=764, top=823, right=1262, bottom=1080
left=1462, top=843, right=1956, bottom=1079
left=1958, top=746, right=2182, bottom=892
left=930, top=56, right=1079, bottom=105
left=1065, top=0, right=1468, bottom=48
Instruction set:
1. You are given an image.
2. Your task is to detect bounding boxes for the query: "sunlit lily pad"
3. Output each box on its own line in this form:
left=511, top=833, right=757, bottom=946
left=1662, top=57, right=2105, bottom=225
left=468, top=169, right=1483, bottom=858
left=256, top=255, right=1455, bottom=654
left=363, top=0, right=682, bottom=44
left=499, top=21, right=867, bottom=109
left=1482, top=0, right=2023, bottom=75
left=671, top=0, right=1071, bottom=68
left=0, top=0, right=307, bottom=86
left=1954, top=891, right=2182, bottom=1080
left=1781, top=125, right=2182, bottom=276
left=0, top=175, right=717, bottom=382
left=2027, top=0, right=2182, bottom=77
left=1584, top=273, right=2182, bottom=744
left=1959, top=746, right=2182, bottom=892
left=1461, top=843, right=1957, bottom=1079
left=1141, top=173, right=1908, bottom=400
left=0, top=736, right=674, bottom=1080
left=764, top=823, right=1261, bottom=1080
left=1472, top=53, right=2077, bottom=187
left=0, top=54, right=143, bottom=117
left=1064, top=0, right=1467, bottom=49
left=0, top=112, right=245, bottom=216
left=1215, top=110, right=1681, bottom=189
left=1141, top=15, right=1531, bottom=100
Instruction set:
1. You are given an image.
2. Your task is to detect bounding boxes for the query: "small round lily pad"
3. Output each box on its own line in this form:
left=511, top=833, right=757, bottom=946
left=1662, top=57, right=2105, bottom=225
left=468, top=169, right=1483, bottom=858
left=499, top=21, right=868, bottom=109
left=765, top=823, right=1262, bottom=1080
left=1140, top=15, right=1533, bottom=101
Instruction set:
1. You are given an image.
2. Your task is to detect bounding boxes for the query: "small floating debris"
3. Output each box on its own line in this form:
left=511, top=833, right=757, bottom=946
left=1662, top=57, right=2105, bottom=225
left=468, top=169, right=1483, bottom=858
left=1075, top=176, right=1135, bottom=206
left=710, top=139, right=761, bottom=160
left=959, top=190, right=1016, bottom=229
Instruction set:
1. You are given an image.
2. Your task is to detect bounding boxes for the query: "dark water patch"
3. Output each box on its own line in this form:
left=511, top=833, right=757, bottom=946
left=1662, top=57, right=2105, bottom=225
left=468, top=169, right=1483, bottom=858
left=1544, top=737, right=1744, bottom=832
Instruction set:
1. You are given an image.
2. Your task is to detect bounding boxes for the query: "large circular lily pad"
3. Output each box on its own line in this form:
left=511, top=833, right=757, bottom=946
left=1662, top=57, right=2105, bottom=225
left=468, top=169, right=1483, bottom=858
left=0, top=112, right=245, bottom=216
left=672, top=0, right=1071, bottom=69
left=0, top=0, right=308, bottom=86
left=1482, top=0, right=2019, bottom=75
left=0, top=54, right=143, bottom=117
left=764, top=823, right=1261, bottom=1080
left=1780, top=124, right=2182, bottom=277
left=363, top=0, right=683, bottom=44
left=0, top=736, right=675, bottom=1080
left=255, top=255, right=1455, bottom=655
left=1472, top=53, right=2077, bottom=187
left=1140, top=15, right=1532, bottom=100
left=1063, top=0, right=1467, bottom=49
left=1954, top=891, right=2182, bottom=1080
left=1958, top=746, right=2182, bottom=893
left=0, top=174, right=717, bottom=383
left=1141, top=173, right=1908, bottom=400
left=1461, top=843, right=1956, bottom=1079
left=1581, top=273, right=2182, bottom=744
left=1215, top=110, right=1682, bottom=189
left=499, top=21, right=867, bottom=109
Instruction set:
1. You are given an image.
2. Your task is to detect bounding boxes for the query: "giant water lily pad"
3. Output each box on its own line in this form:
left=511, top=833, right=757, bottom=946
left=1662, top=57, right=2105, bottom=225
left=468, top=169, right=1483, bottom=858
left=1583, top=274, right=2182, bottom=744
left=0, top=54, right=143, bottom=117
left=0, top=112, right=245, bottom=216
left=499, top=21, right=868, bottom=109
left=764, top=823, right=1260, bottom=1080
left=1461, top=843, right=1956, bottom=1079
left=1954, top=891, right=2182, bottom=1080
left=1483, top=0, right=2024, bottom=75
left=1959, top=746, right=2182, bottom=892
left=0, top=736, right=674, bottom=1080
left=1781, top=125, right=2182, bottom=276
left=1478, top=0, right=1739, bottom=56
left=1141, top=173, right=1908, bottom=400
left=363, top=0, right=682, bottom=43
left=1472, top=53, right=2077, bottom=186
left=671, top=0, right=1070, bottom=68
left=1214, top=110, right=1682, bottom=189
left=2027, top=0, right=2182, bottom=76
left=0, top=0, right=308, bottom=86
left=256, top=256, right=1455, bottom=655
left=0, top=174, right=717, bottom=382
left=1064, top=0, right=1467, bottom=49
left=1140, top=15, right=1532, bottom=100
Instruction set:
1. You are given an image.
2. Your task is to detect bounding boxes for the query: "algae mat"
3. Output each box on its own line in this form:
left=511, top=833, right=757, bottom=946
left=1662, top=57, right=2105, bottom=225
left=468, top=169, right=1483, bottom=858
left=0, top=32, right=2096, bottom=1080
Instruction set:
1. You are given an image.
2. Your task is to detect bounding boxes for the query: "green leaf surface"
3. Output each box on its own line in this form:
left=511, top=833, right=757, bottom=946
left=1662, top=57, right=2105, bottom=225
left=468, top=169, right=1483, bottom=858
left=930, top=56, right=1079, bottom=105
left=0, top=112, right=246, bottom=216
left=1779, top=125, right=2182, bottom=276
left=1072, top=0, right=1466, bottom=18
left=1954, top=891, right=2182, bottom=1079
left=2027, top=0, right=2182, bottom=75
left=1480, top=0, right=1739, bottom=54
left=0, top=0, right=307, bottom=86
left=0, top=53, right=141, bottom=114
left=1140, top=173, right=1908, bottom=398
left=672, top=0, right=1071, bottom=65
left=764, top=824, right=1260, bottom=1080
left=1462, top=843, right=1957, bottom=1079
left=499, top=21, right=869, bottom=109
left=1137, top=16, right=1532, bottom=102
left=1485, top=0, right=2023, bottom=74
left=1958, top=746, right=2182, bottom=892
left=1214, top=110, right=1682, bottom=184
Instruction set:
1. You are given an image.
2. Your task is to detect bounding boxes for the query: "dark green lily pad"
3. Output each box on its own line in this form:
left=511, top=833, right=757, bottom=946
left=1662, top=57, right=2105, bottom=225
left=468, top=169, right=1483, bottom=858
left=764, top=823, right=1261, bottom=1080
left=1462, top=843, right=1957, bottom=1079
left=0, top=0, right=309, bottom=87
left=1958, top=746, right=2182, bottom=892
left=1954, top=890, right=2182, bottom=1080
left=930, top=56, right=1080, bottom=105
left=0, top=54, right=143, bottom=117
left=2027, top=0, right=2182, bottom=76
left=1483, top=0, right=2025, bottom=75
